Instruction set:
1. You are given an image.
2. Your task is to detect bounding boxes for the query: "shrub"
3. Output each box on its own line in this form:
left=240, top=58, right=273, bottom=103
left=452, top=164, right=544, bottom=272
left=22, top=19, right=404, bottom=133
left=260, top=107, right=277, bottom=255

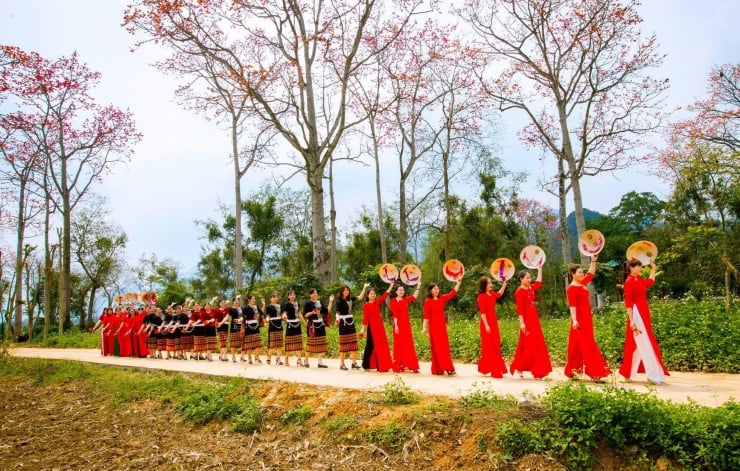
left=370, top=377, right=420, bottom=405
left=280, top=404, right=313, bottom=425
left=177, top=380, right=264, bottom=433
left=366, top=422, right=408, bottom=453
left=495, top=382, right=740, bottom=471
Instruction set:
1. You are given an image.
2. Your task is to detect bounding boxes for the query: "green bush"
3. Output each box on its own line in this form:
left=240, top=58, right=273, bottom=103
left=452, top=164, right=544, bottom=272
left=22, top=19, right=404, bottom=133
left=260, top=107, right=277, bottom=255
left=495, top=382, right=740, bottom=471
left=367, top=377, right=420, bottom=405
left=366, top=422, right=408, bottom=453
left=280, top=404, right=313, bottom=425
left=177, top=380, right=264, bottom=433
left=461, top=382, right=516, bottom=410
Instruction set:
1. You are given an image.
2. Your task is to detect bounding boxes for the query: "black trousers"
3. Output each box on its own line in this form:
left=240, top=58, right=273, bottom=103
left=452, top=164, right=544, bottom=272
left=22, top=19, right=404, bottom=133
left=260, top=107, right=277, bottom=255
left=362, top=328, right=375, bottom=369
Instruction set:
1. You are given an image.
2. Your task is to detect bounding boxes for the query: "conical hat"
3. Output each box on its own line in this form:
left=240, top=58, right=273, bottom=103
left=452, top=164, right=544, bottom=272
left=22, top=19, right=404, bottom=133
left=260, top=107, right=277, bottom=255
left=379, top=263, right=399, bottom=283
left=578, top=229, right=605, bottom=256
left=400, top=264, right=422, bottom=285
left=443, top=259, right=465, bottom=282
left=626, top=240, right=658, bottom=265
left=490, top=258, right=515, bottom=281
left=520, top=245, right=546, bottom=269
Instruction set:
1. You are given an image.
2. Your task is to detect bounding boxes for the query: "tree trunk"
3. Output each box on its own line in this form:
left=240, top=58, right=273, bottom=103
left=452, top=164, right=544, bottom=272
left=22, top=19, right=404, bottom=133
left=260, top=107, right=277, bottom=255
left=442, top=127, right=452, bottom=261
left=86, top=285, right=98, bottom=329
left=57, top=226, right=66, bottom=334
left=398, top=177, right=408, bottom=264
left=232, top=118, right=244, bottom=295
left=43, top=180, right=53, bottom=342
left=59, top=154, right=71, bottom=334
left=13, top=180, right=26, bottom=337
left=307, top=162, right=330, bottom=282
left=370, top=120, right=387, bottom=263
left=557, top=155, right=571, bottom=265
left=29, top=263, right=41, bottom=341
left=328, top=158, right=338, bottom=283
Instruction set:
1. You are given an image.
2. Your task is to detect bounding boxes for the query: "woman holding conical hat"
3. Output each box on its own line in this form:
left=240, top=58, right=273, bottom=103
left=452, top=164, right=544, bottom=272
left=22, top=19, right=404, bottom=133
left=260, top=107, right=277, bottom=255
left=422, top=276, right=462, bottom=376
left=389, top=283, right=422, bottom=373
left=476, top=276, right=509, bottom=378
left=509, top=266, right=552, bottom=380
left=619, top=258, right=669, bottom=384
left=563, top=255, right=612, bottom=381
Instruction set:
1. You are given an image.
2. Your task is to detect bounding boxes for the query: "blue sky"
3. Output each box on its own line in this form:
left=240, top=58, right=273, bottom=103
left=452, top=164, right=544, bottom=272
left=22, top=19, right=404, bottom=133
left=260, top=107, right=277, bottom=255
left=1, top=0, right=738, bottom=276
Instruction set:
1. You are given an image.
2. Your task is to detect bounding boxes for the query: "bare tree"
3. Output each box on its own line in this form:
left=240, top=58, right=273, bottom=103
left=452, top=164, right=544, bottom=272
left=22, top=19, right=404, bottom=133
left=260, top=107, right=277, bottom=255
left=1, top=46, right=141, bottom=331
left=124, top=0, right=425, bottom=281
left=158, top=48, right=277, bottom=293
left=459, top=0, right=669, bottom=263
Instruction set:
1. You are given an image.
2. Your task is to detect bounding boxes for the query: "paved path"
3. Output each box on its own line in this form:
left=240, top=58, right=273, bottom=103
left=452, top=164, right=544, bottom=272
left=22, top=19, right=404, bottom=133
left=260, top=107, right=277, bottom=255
left=10, top=347, right=739, bottom=407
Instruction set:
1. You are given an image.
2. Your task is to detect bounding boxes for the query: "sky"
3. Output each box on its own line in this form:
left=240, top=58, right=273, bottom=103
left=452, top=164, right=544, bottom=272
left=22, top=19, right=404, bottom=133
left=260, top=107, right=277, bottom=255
left=1, top=0, right=738, bottom=276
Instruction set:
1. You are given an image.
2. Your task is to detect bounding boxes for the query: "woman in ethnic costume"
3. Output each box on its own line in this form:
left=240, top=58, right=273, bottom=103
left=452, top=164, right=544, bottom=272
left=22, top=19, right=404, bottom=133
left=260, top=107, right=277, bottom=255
left=202, top=302, right=218, bottom=361
left=144, top=308, right=159, bottom=358
left=359, top=283, right=394, bottom=372
left=334, top=283, right=369, bottom=370
left=180, top=304, right=195, bottom=359
left=163, top=306, right=177, bottom=359
left=190, top=302, right=207, bottom=360
left=265, top=293, right=285, bottom=365
left=302, top=288, right=333, bottom=368
left=281, top=291, right=304, bottom=366
left=241, top=295, right=264, bottom=364
left=216, top=299, right=230, bottom=361
left=227, top=297, right=243, bottom=363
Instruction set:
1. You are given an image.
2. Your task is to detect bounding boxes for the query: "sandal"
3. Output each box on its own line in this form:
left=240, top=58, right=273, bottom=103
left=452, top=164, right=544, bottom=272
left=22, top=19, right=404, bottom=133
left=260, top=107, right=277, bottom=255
left=447, top=370, right=456, bottom=376
left=340, top=364, right=349, bottom=371
left=276, top=359, right=283, bottom=365
left=266, top=359, right=271, bottom=365
left=351, top=363, right=361, bottom=369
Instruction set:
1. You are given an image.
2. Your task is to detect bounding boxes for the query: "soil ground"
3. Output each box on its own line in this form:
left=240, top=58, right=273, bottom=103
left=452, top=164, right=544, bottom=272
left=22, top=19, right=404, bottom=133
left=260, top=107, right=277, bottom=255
left=2, top=347, right=737, bottom=470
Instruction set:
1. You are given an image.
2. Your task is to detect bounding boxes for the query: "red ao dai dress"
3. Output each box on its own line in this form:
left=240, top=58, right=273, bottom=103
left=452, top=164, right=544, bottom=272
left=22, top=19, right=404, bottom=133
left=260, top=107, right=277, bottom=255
left=389, top=295, right=420, bottom=373
left=619, top=275, right=669, bottom=383
left=423, top=289, right=457, bottom=375
left=476, top=291, right=509, bottom=378
left=563, top=273, right=612, bottom=380
left=509, top=281, right=552, bottom=379
left=360, top=292, right=392, bottom=372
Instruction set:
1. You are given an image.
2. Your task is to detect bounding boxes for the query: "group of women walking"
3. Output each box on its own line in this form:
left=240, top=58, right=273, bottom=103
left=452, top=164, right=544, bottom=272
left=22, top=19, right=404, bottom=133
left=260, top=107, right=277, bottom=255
left=94, top=255, right=668, bottom=384
left=480, top=255, right=668, bottom=384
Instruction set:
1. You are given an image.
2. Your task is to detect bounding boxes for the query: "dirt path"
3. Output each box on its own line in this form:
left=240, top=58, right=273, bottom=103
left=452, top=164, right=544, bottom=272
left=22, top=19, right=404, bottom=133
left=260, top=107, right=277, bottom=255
left=10, top=347, right=739, bottom=407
